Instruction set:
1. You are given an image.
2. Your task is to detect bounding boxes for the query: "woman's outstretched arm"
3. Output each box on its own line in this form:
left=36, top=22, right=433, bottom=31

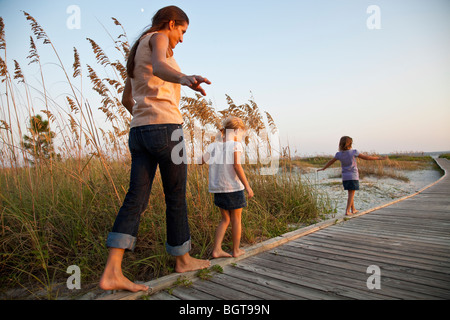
left=150, top=33, right=211, bottom=96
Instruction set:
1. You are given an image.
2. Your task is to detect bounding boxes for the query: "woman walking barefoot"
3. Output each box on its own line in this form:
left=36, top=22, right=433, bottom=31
left=100, top=6, right=211, bottom=293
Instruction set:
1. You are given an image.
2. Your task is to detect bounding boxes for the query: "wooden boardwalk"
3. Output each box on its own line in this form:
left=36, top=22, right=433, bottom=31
left=100, top=158, right=450, bottom=300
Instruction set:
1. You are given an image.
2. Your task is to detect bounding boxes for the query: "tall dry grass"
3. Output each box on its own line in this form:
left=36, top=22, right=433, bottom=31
left=0, top=14, right=332, bottom=298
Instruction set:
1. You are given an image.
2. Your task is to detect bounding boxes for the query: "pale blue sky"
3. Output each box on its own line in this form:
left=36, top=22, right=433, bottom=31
left=1, top=0, right=449, bottom=155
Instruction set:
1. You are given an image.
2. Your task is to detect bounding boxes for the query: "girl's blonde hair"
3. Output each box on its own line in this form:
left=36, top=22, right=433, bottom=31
left=216, top=116, right=246, bottom=142
left=339, top=136, right=353, bottom=151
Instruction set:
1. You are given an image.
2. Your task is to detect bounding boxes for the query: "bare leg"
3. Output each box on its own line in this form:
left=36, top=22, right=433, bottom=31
left=351, top=193, right=359, bottom=214
left=175, top=252, right=211, bottom=273
left=230, top=208, right=245, bottom=257
left=346, top=190, right=356, bottom=216
left=212, top=208, right=232, bottom=258
left=99, top=248, right=149, bottom=292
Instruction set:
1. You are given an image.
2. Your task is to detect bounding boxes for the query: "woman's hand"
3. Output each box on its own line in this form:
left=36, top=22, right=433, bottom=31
left=180, top=75, right=211, bottom=96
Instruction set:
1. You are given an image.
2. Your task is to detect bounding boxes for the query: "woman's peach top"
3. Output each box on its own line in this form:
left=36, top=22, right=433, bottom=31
left=130, top=32, right=183, bottom=128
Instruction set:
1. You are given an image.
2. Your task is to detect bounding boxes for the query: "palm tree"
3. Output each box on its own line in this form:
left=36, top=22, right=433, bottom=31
left=22, top=114, right=58, bottom=164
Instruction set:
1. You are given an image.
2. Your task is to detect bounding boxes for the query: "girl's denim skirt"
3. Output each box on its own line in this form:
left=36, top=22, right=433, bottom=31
left=214, top=190, right=247, bottom=210
left=343, top=180, right=359, bottom=190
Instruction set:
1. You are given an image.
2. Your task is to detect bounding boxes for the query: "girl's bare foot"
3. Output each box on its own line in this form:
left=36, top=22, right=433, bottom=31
left=345, top=211, right=353, bottom=216
left=232, top=248, right=245, bottom=258
left=352, top=210, right=359, bottom=214
left=99, top=269, right=148, bottom=292
left=212, top=248, right=232, bottom=258
left=175, top=253, right=211, bottom=273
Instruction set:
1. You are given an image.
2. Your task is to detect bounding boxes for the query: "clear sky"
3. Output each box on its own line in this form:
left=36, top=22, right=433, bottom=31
left=1, top=0, right=449, bottom=156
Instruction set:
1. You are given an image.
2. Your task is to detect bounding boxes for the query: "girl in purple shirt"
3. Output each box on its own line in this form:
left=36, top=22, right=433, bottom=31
left=318, top=136, right=387, bottom=216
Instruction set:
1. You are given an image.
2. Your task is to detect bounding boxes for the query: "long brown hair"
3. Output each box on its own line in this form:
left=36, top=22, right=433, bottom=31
left=339, top=136, right=353, bottom=151
left=126, top=6, right=189, bottom=78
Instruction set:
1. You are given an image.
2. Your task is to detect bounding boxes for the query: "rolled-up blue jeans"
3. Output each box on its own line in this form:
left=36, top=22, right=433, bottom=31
left=106, top=124, right=191, bottom=256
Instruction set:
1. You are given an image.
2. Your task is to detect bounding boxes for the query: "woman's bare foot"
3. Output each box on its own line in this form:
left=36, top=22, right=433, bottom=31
left=352, top=210, right=359, bottom=214
left=232, top=248, right=245, bottom=258
left=212, top=248, right=232, bottom=258
left=100, top=248, right=148, bottom=292
left=175, top=253, right=211, bottom=273
left=99, top=269, right=148, bottom=292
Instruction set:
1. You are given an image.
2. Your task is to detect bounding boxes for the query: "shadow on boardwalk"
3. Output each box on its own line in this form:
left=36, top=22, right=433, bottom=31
left=99, top=158, right=450, bottom=300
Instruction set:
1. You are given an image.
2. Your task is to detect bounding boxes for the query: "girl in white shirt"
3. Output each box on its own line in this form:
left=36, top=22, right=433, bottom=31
left=201, top=117, right=254, bottom=258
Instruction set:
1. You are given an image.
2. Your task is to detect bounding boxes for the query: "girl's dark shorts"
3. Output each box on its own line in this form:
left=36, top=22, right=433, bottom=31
left=343, top=180, right=359, bottom=190
left=214, top=190, right=247, bottom=210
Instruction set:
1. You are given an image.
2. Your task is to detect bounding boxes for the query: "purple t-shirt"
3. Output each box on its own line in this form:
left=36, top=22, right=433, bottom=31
left=335, top=149, right=360, bottom=181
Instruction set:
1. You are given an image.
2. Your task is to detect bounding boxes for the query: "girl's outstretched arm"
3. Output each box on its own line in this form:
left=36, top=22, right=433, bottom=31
left=317, top=158, right=337, bottom=172
left=358, top=154, right=388, bottom=161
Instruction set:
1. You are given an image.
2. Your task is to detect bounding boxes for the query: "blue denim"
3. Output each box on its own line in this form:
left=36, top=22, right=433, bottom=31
left=106, top=124, right=191, bottom=256
left=343, top=180, right=360, bottom=191
left=213, top=190, right=247, bottom=210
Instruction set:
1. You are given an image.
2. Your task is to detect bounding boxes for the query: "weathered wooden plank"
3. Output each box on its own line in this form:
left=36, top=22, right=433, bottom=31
left=336, top=218, right=450, bottom=236
left=291, top=233, right=450, bottom=265
left=334, top=225, right=450, bottom=240
left=303, top=232, right=450, bottom=263
left=339, top=212, right=450, bottom=227
left=361, top=208, right=450, bottom=218
left=232, top=261, right=352, bottom=300
left=356, top=215, right=450, bottom=229
left=367, top=210, right=450, bottom=222
left=358, top=217, right=450, bottom=228
left=290, top=234, right=446, bottom=266
left=285, top=238, right=450, bottom=274
left=275, top=246, right=450, bottom=298
left=227, top=263, right=345, bottom=300
left=149, top=290, right=180, bottom=300
left=386, top=201, right=450, bottom=211
left=276, top=245, right=450, bottom=291
left=369, top=212, right=450, bottom=222
left=324, top=224, right=450, bottom=247
left=321, top=223, right=450, bottom=247
left=222, top=265, right=310, bottom=300
left=254, top=250, right=448, bottom=299
left=245, top=254, right=404, bottom=299
left=189, top=277, right=262, bottom=300
left=247, top=254, right=402, bottom=299
left=206, top=272, right=300, bottom=300
left=169, top=286, right=221, bottom=300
